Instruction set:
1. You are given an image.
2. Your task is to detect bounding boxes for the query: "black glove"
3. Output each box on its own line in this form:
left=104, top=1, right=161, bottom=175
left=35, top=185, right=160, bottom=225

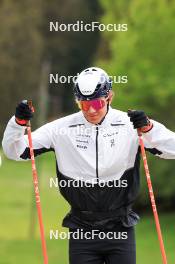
left=127, top=110, right=152, bottom=132
left=15, top=100, right=33, bottom=125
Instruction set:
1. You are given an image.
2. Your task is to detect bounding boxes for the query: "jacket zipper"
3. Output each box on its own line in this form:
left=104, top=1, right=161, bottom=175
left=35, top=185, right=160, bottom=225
left=96, top=126, right=99, bottom=180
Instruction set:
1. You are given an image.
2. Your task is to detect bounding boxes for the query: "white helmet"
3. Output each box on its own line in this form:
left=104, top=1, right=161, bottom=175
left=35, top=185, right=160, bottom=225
left=74, top=67, right=112, bottom=100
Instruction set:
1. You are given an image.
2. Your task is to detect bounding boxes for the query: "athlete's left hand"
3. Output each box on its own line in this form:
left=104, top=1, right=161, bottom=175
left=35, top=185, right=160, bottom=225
left=127, top=110, right=153, bottom=133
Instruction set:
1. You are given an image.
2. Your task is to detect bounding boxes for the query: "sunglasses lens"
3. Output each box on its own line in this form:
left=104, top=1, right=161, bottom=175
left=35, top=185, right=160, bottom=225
left=78, top=99, right=105, bottom=111
left=91, top=100, right=105, bottom=111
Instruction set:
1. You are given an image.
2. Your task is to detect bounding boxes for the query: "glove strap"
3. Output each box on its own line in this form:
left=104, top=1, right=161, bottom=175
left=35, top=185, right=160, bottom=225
left=15, top=118, right=28, bottom=126
left=140, top=120, right=153, bottom=133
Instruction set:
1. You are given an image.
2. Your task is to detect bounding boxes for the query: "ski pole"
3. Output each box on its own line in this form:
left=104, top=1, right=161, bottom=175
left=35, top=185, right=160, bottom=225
left=137, top=129, right=167, bottom=264
left=26, top=101, right=48, bottom=264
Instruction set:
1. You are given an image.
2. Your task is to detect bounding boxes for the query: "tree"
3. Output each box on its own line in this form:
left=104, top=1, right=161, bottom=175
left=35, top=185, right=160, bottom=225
left=0, top=0, right=102, bottom=139
left=0, top=0, right=43, bottom=136
left=98, top=0, right=175, bottom=208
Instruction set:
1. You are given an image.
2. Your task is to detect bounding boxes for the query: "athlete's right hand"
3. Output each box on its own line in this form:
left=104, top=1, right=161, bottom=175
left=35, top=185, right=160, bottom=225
left=15, top=100, right=34, bottom=126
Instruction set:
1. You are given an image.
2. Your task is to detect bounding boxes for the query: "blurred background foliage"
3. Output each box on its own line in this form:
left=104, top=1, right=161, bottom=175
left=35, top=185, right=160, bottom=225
left=0, top=0, right=175, bottom=213
left=0, top=0, right=102, bottom=131
left=98, top=0, right=175, bottom=210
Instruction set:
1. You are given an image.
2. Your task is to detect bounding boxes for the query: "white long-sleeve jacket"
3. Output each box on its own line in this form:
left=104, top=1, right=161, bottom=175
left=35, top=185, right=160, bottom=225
left=2, top=107, right=175, bottom=229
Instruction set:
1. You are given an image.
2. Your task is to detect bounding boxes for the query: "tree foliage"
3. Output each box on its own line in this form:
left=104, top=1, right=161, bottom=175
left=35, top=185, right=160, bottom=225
left=0, top=0, right=43, bottom=136
left=0, top=0, right=101, bottom=137
left=98, top=0, right=175, bottom=208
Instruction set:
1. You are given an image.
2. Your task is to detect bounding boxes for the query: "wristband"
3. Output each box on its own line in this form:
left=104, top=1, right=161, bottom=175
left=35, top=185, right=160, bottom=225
left=140, top=121, right=153, bottom=133
left=15, top=118, right=28, bottom=126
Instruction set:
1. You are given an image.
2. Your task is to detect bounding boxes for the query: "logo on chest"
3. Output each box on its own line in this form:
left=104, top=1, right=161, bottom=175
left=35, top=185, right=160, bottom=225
left=103, top=131, right=118, bottom=148
left=75, top=134, right=90, bottom=150
left=110, top=138, right=115, bottom=147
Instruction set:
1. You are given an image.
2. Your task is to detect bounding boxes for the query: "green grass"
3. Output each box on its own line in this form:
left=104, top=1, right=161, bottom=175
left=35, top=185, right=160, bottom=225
left=0, top=152, right=174, bottom=263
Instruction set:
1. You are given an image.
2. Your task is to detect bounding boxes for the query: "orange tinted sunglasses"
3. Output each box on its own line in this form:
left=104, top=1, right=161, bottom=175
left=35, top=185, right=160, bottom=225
left=77, top=98, right=106, bottom=111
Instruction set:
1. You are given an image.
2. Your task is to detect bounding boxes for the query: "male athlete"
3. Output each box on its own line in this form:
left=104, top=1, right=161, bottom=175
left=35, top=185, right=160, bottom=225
left=2, top=67, right=175, bottom=264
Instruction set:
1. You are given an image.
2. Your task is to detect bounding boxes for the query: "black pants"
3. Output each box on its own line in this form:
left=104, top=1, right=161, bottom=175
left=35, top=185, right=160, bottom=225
left=69, top=226, right=136, bottom=264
